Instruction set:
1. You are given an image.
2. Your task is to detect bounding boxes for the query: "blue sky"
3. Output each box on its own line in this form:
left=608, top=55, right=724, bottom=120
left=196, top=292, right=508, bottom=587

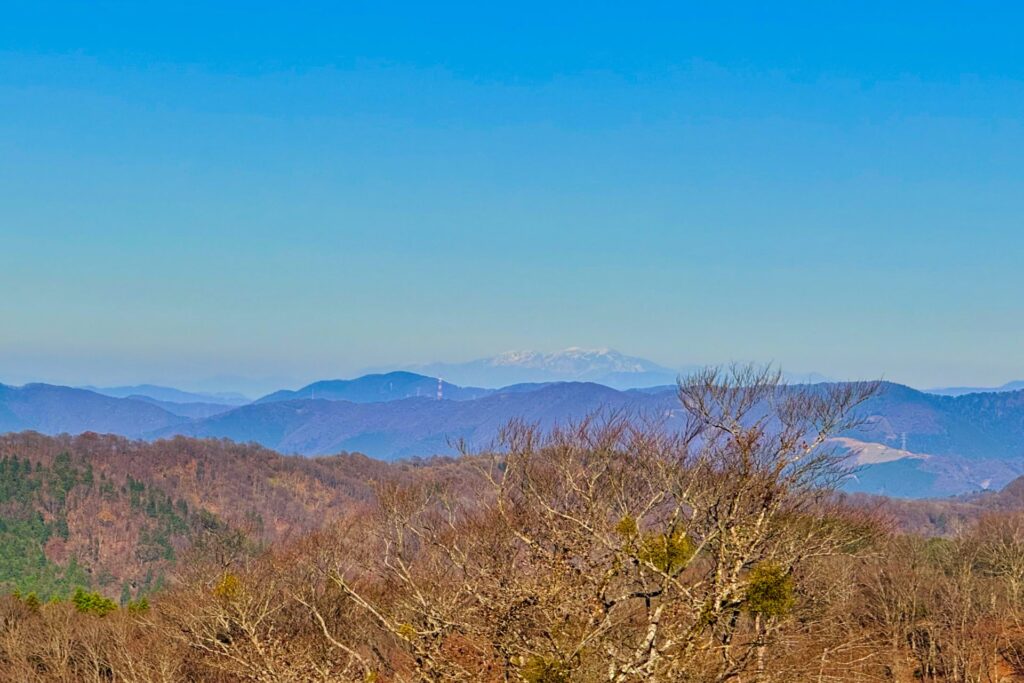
left=1, top=2, right=1022, bottom=392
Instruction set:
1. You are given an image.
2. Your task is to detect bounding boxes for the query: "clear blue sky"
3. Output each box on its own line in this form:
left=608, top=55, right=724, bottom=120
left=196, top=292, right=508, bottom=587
left=2, top=2, right=1022, bottom=393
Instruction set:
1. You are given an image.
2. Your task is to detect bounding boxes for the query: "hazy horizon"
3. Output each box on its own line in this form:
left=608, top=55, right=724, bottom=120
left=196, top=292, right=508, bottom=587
left=0, top=344, right=1018, bottom=397
left=3, top=3, right=1022, bottom=391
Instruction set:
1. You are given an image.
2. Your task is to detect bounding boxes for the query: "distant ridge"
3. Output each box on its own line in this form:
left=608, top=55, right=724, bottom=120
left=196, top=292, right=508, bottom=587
left=0, top=383, right=186, bottom=436
left=925, top=381, right=1024, bottom=397
left=255, top=371, right=493, bottom=404
left=85, top=384, right=249, bottom=405
left=158, top=381, right=647, bottom=459
left=127, top=395, right=237, bottom=419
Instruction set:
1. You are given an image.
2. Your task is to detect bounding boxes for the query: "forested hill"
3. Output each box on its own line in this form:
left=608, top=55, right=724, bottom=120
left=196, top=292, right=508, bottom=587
left=4, top=429, right=1024, bottom=680
left=0, top=432, right=447, bottom=601
left=3, top=430, right=1024, bottom=607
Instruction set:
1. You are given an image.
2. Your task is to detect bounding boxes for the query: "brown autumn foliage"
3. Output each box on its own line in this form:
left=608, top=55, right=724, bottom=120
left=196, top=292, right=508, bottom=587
left=2, top=367, right=1024, bottom=681
left=0, top=430, right=471, bottom=592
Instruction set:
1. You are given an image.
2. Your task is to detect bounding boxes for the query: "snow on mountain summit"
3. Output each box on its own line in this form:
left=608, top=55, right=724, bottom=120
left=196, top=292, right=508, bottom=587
left=489, top=350, right=546, bottom=367
left=405, top=348, right=682, bottom=389
left=486, top=348, right=661, bottom=375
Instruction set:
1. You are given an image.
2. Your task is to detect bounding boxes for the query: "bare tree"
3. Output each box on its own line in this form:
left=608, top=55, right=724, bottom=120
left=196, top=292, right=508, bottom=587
left=299, top=366, right=880, bottom=682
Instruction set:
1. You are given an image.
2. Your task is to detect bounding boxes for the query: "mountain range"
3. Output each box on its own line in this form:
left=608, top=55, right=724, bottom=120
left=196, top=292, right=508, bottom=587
left=2, top=345, right=1024, bottom=500
left=3, top=373, right=1024, bottom=499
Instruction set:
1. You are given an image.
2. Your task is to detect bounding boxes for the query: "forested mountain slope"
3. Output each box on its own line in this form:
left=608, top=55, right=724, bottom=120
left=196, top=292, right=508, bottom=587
left=0, top=432, right=444, bottom=600
left=4, top=428, right=1024, bottom=606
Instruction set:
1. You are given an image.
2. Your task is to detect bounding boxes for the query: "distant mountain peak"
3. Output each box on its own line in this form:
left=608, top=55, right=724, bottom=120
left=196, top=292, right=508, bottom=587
left=488, top=347, right=649, bottom=372
left=254, top=372, right=491, bottom=405
left=394, top=347, right=685, bottom=389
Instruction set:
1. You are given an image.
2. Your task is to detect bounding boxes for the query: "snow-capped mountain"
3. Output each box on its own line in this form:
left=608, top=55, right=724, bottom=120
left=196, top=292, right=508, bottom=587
left=489, top=348, right=653, bottom=372
left=402, top=348, right=687, bottom=389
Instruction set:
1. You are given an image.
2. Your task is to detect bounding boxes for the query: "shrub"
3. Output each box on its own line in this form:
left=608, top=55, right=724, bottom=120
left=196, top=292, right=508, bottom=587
left=637, top=530, right=695, bottom=574
left=71, top=588, right=117, bottom=616
left=745, top=563, right=795, bottom=618
left=517, top=655, right=572, bottom=683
